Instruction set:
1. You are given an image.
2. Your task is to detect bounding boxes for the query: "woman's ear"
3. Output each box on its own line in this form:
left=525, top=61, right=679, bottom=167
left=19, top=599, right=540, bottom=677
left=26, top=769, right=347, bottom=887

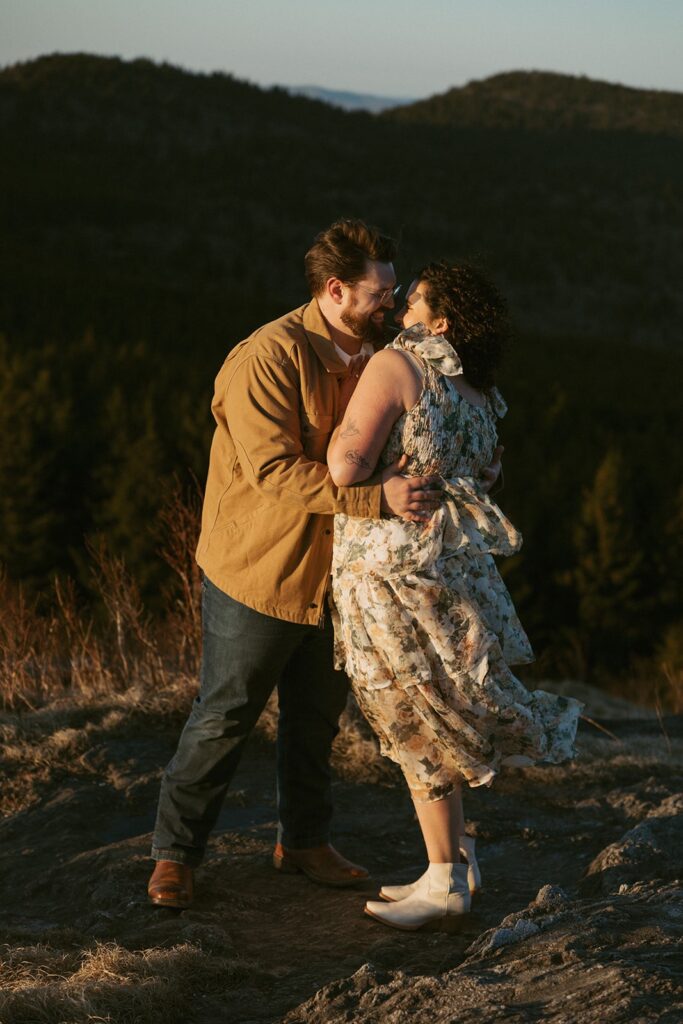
left=432, top=317, right=449, bottom=336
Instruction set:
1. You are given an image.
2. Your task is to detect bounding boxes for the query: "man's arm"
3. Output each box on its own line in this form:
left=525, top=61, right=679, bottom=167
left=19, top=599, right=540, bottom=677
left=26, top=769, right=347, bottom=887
left=225, top=352, right=380, bottom=517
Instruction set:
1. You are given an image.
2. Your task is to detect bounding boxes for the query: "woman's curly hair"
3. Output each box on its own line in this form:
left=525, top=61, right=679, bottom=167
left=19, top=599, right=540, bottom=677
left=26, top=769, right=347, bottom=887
left=417, top=261, right=511, bottom=390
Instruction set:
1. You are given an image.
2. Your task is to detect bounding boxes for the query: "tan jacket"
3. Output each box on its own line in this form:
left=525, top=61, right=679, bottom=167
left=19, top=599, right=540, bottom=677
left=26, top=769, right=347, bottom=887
left=196, top=299, right=382, bottom=624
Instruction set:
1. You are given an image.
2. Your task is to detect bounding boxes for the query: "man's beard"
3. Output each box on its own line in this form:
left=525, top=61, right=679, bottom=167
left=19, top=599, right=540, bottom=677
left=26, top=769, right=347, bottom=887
left=340, top=306, right=387, bottom=345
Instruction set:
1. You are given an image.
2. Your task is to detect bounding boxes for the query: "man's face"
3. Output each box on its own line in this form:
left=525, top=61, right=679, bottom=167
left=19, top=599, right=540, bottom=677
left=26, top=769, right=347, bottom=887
left=340, top=260, right=396, bottom=343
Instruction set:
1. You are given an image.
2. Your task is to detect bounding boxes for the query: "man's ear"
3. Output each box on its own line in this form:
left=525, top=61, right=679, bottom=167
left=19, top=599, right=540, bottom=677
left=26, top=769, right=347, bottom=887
left=326, top=277, right=345, bottom=305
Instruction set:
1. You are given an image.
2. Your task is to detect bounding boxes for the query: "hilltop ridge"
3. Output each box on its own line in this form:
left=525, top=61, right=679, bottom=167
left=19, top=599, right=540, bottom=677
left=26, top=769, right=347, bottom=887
left=0, top=52, right=352, bottom=142
left=387, top=69, right=683, bottom=136
left=4, top=56, right=683, bottom=136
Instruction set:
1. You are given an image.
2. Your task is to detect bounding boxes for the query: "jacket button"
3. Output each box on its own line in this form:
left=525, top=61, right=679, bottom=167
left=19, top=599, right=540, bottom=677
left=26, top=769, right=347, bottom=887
left=324, top=529, right=331, bottom=535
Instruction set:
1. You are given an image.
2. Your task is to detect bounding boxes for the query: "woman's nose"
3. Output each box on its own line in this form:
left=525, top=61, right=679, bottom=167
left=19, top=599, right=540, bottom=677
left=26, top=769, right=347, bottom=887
left=395, top=305, right=406, bottom=323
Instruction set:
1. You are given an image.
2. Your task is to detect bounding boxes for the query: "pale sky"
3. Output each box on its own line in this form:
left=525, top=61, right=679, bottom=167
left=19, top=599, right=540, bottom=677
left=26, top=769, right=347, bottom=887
left=1, top=0, right=682, bottom=99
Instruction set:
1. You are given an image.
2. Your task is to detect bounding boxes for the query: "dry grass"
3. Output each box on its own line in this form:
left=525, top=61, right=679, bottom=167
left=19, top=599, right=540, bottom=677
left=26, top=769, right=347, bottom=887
left=2, top=478, right=680, bottom=719
left=0, top=482, right=202, bottom=714
left=0, top=692, right=186, bottom=818
left=0, top=939, right=257, bottom=1024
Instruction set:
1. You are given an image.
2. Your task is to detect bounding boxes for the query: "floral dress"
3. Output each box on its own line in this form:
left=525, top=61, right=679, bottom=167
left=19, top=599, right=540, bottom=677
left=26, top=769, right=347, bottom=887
left=330, top=324, right=583, bottom=800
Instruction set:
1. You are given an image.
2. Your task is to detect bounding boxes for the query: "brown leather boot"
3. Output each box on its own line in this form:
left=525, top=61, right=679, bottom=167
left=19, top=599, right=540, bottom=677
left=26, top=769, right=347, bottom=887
left=147, top=860, right=194, bottom=909
left=273, top=843, right=369, bottom=887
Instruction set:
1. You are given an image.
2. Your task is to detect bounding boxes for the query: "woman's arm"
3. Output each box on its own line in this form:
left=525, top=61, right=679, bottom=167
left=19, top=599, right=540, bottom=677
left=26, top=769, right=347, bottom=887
left=327, top=349, right=422, bottom=486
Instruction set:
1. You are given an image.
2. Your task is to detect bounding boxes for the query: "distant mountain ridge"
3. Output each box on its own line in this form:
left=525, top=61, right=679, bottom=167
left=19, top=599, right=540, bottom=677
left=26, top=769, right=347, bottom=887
left=287, top=85, right=415, bottom=113
left=387, top=70, right=683, bottom=136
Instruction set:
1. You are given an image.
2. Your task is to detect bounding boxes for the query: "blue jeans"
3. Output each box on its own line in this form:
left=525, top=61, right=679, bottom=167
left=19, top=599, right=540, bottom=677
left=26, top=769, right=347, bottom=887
left=151, top=576, right=349, bottom=866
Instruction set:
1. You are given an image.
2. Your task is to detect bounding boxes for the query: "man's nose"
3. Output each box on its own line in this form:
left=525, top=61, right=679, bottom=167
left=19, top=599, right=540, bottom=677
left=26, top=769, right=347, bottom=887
left=382, top=294, right=395, bottom=309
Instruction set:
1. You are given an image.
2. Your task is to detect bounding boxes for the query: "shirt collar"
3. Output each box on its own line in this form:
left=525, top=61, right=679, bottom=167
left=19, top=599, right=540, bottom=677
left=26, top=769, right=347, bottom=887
left=333, top=340, right=374, bottom=366
left=303, top=298, right=382, bottom=373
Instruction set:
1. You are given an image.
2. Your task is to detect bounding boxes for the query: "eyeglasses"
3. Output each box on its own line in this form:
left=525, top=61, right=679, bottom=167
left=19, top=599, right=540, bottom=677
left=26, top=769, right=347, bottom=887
left=351, top=283, right=402, bottom=305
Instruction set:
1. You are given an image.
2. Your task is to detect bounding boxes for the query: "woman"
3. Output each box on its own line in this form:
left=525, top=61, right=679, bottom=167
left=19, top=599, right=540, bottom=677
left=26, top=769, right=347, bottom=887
left=327, top=261, right=583, bottom=932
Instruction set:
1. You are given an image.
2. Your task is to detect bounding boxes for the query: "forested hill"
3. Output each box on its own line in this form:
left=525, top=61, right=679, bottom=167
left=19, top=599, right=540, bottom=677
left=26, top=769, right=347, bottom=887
left=386, top=70, right=683, bottom=137
left=0, top=52, right=346, bottom=143
left=2, top=54, right=683, bottom=350
left=1, top=55, right=681, bottom=692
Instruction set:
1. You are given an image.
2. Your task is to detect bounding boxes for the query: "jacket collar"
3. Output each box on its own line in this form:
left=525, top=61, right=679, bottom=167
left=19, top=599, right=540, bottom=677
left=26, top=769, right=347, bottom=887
left=303, top=298, right=384, bottom=374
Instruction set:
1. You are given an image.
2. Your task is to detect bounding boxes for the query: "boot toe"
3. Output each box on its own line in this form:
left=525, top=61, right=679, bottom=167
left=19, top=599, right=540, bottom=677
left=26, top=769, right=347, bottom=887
left=147, top=862, right=193, bottom=909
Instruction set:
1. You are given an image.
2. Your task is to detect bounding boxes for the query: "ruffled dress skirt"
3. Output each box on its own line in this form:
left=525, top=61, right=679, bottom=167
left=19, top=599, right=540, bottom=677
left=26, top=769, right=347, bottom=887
left=331, top=477, right=584, bottom=800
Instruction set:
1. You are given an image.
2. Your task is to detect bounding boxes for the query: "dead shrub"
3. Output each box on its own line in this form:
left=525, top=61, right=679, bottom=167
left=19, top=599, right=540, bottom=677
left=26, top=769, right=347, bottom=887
left=0, top=480, right=202, bottom=713
left=157, top=475, right=203, bottom=673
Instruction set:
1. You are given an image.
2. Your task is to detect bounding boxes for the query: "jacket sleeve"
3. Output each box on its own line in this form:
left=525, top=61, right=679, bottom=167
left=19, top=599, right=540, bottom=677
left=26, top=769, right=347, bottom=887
left=224, top=352, right=382, bottom=518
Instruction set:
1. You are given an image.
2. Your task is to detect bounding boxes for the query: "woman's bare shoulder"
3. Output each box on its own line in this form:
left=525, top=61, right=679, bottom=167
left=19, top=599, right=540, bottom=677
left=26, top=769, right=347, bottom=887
left=366, top=346, right=422, bottom=379
left=362, top=346, right=422, bottom=408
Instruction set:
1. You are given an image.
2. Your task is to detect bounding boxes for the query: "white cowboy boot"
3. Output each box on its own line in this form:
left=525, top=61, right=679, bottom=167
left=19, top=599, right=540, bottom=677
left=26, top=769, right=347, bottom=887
left=379, top=836, right=481, bottom=901
left=365, top=862, right=470, bottom=932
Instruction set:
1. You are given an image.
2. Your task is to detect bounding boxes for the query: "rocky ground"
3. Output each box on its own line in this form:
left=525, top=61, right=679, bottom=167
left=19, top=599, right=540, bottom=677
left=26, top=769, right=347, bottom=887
left=1, top=680, right=682, bottom=1024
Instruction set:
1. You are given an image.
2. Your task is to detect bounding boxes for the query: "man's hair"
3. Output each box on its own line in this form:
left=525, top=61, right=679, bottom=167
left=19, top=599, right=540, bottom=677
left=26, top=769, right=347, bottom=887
left=304, top=218, right=397, bottom=296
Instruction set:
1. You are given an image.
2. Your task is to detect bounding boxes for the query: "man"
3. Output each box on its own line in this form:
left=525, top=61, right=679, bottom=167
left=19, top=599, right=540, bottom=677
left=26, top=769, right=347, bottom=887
left=147, top=219, right=499, bottom=908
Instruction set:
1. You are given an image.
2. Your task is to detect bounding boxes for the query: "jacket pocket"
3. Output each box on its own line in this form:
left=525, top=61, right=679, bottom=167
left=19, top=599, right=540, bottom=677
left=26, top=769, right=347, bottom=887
left=301, top=407, right=334, bottom=436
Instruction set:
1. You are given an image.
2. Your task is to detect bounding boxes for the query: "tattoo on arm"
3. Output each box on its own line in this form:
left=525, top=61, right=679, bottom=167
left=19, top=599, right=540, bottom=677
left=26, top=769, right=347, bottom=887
left=344, top=449, right=371, bottom=469
left=340, top=418, right=360, bottom=438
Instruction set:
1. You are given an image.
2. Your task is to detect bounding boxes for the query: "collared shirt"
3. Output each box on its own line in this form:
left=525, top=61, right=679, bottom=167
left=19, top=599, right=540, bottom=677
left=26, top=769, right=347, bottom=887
left=196, top=299, right=382, bottom=625
left=332, top=341, right=374, bottom=366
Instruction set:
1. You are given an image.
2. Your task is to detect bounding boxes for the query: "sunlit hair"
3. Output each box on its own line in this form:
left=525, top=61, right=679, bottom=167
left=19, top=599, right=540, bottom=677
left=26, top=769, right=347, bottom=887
left=305, top=218, right=397, bottom=296
left=417, top=261, right=511, bottom=390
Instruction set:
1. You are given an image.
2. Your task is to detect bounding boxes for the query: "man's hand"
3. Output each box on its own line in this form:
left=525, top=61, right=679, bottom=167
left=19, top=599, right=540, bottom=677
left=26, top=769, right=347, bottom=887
left=479, top=445, right=504, bottom=494
left=380, top=455, right=442, bottom=522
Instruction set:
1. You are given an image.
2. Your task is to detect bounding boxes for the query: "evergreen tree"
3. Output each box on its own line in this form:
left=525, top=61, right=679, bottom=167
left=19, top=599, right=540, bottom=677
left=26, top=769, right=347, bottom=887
left=0, top=338, right=86, bottom=588
left=573, top=448, right=649, bottom=672
left=92, top=387, right=169, bottom=598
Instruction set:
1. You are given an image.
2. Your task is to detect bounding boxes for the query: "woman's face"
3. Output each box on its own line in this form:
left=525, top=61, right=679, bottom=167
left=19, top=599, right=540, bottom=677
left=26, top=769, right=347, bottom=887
left=396, top=279, right=447, bottom=335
